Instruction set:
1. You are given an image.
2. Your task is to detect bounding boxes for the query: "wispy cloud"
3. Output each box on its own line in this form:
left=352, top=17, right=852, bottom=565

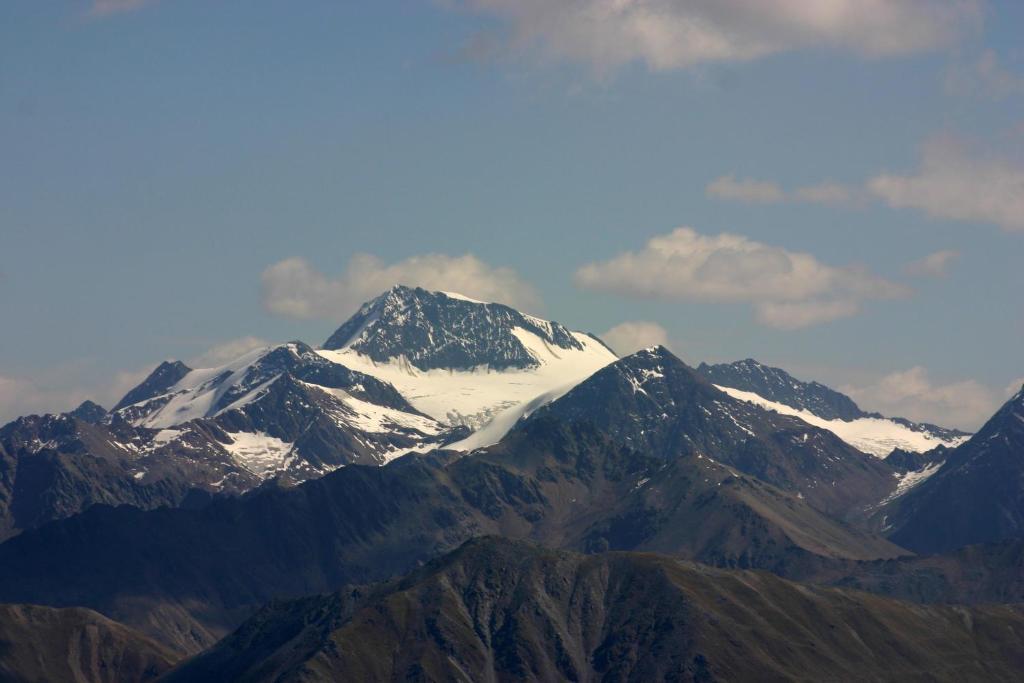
left=706, top=176, right=783, bottom=203
left=904, top=249, right=959, bottom=278
left=868, top=136, right=1024, bottom=233
left=842, top=366, right=1000, bottom=430
left=575, top=227, right=907, bottom=329
left=450, top=0, right=981, bottom=74
left=261, top=253, right=541, bottom=321
left=600, top=321, right=671, bottom=356
left=0, top=365, right=148, bottom=424
left=708, top=135, right=1024, bottom=233
left=945, top=50, right=1024, bottom=100
left=189, top=337, right=271, bottom=368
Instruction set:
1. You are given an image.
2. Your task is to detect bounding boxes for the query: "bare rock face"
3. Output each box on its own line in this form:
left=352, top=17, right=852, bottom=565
left=0, top=603, right=178, bottom=683
left=886, top=386, right=1024, bottom=553
left=323, top=285, right=591, bottom=370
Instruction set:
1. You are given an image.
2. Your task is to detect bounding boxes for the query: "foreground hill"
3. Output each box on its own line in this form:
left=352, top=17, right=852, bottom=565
left=164, top=537, right=1024, bottom=683
left=0, top=603, right=176, bottom=682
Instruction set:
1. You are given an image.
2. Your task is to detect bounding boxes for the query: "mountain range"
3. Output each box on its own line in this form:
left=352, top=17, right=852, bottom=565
left=0, top=285, right=1022, bottom=680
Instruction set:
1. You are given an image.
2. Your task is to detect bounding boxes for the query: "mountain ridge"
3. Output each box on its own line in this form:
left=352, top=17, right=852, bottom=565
left=162, top=536, right=1024, bottom=683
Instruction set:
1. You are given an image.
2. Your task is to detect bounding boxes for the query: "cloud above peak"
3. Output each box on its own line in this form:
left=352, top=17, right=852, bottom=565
left=575, top=227, right=907, bottom=328
left=261, top=253, right=541, bottom=321
left=600, top=321, right=672, bottom=356
left=843, top=366, right=999, bottom=430
left=453, top=0, right=981, bottom=72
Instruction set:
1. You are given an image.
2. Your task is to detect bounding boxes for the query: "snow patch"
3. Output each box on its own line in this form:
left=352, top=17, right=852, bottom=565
left=307, top=382, right=441, bottom=436
left=440, top=291, right=488, bottom=304
left=221, top=431, right=295, bottom=477
left=880, top=462, right=943, bottom=504
left=318, top=327, right=616, bottom=450
left=715, top=385, right=969, bottom=457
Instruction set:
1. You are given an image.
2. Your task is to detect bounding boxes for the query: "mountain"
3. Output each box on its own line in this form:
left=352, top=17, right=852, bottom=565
left=68, top=400, right=109, bottom=423
left=698, top=358, right=969, bottom=456
left=0, top=289, right=612, bottom=538
left=0, top=410, right=202, bottom=540
left=805, top=538, right=1024, bottom=606
left=0, top=349, right=903, bottom=651
left=699, top=358, right=864, bottom=420
left=111, top=341, right=457, bottom=479
left=883, top=385, right=1024, bottom=554
left=112, top=360, right=191, bottom=412
left=0, top=603, right=177, bottom=682
left=323, top=285, right=610, bottom=371
left=527, top=346, right=898, bottom=518
left=0, top=341, right=464, bottom=539
left=164, top=537, right=1024, bottom=683
left=318, top=286, right=618, bottom=433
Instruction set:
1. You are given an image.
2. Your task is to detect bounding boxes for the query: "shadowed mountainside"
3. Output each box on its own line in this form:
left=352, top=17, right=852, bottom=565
left=164, top=537, right=1024, bottom=683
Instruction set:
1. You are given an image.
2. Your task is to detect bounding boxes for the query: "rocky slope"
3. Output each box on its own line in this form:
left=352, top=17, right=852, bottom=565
left=884, top=385, right=1024, bottom=553
left=164, top=537, right=1024, bottom=683
left=0, top=409, right=202, bottom=540
left=322, top=285, right=604, bottom=370
left=698, top=358, right=969, bottom=456
left=0, top=603, right=177, bottom=682
left=527, top=346, right=898, bottom=518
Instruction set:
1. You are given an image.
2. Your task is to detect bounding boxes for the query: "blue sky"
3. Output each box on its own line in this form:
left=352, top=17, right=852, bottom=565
left=1, top=0, right=1022, bottom=429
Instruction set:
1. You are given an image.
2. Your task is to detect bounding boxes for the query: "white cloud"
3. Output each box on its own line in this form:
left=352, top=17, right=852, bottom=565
left=190, top=336, right=271, bottom=368
left=453, top=0, right=981, bottom=73
left=945, top=50, right=1024, bottom=100
left=1006, top=378, right=1024, bottom=398
left=754, top=299, right=861, bottom=329
left=706, top=175, right=783, bottom=203
left=867, top=136, right=1024, bottom=232
left=261, top=253, right=541, bottom=321
left=0, top=368, right=139, bottom=425
left=574, top=227, right=906, bottom=329
left=600, top=321, right=671, bottom=356
left=843, top=366, right=1000, bottom=430
left=904, top=249, right=959, bottom=278
left=0, top=375, right=84, bottom=425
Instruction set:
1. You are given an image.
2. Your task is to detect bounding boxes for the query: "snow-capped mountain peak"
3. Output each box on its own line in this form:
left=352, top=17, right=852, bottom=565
left=318, top=287, right=618, bottom=436
left=322, top=285, right=599, bottom=371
